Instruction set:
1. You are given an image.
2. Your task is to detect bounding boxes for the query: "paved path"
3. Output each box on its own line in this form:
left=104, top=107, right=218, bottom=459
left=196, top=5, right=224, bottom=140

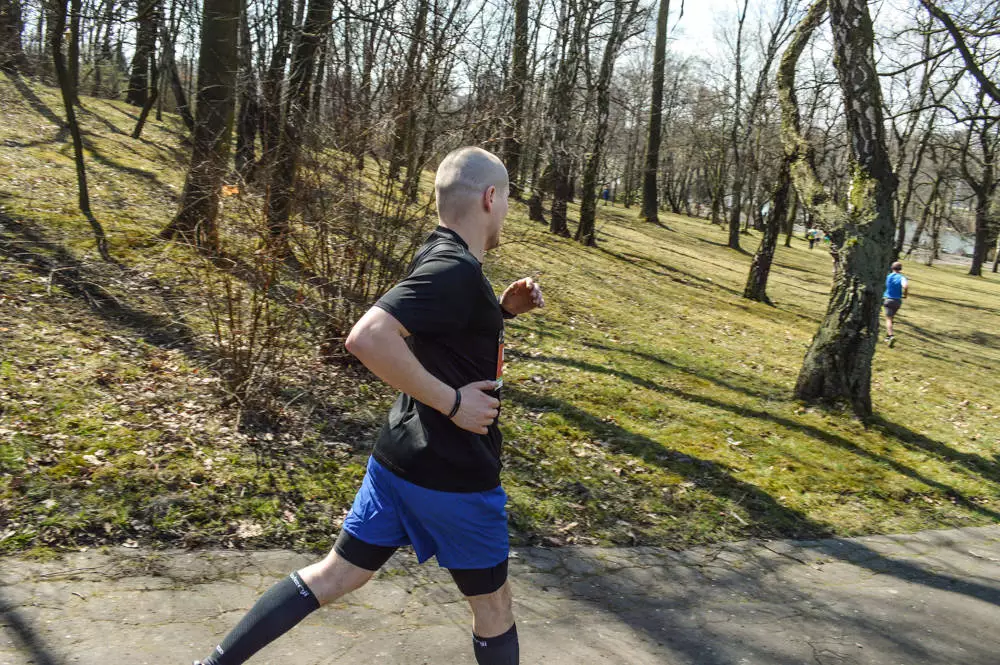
left=2, top=525, right=999, bottom=665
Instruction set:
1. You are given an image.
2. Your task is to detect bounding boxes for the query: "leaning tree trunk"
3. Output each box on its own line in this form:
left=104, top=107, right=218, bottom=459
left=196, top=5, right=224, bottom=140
left=157, top=25, right=195, bottom=131
left=46, top=0, right=111, bottom=261
left=744, top=156, right=791, bottom=302
left=640, top=0, right=669, bottom=223
left=160, top=0, right=239, bottom=251
left=783, top=0, right=897, bottom=418
left=131, top=54, right=159, bottom=138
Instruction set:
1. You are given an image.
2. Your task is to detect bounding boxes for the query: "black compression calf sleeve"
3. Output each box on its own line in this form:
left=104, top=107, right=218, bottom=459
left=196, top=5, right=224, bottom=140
left=472, top=623, right=519, bottom=665
left=202, top=572, right=320, bottom=665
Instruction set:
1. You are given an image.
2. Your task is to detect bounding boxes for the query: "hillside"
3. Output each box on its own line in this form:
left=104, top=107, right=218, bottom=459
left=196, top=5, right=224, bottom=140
left=2, top=74, right=999, bottom=556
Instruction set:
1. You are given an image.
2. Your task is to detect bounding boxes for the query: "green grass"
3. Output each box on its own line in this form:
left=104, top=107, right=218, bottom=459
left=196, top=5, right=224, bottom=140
left=1, top=73, right=999, bottom=555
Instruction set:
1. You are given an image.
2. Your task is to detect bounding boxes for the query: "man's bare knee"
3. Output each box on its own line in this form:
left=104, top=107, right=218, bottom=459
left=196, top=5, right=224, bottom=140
left=298, top=550, right=375, bottom=606
left=468, top=581, right=514, bottom=638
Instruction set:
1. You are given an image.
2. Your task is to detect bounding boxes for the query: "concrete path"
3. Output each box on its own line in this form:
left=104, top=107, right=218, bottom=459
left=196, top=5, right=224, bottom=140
left=2, top=525, right=999, bottom=665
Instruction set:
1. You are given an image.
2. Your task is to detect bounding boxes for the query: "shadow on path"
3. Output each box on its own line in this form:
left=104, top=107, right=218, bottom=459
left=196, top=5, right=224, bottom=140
left=0, top=588, right=61, bottom=665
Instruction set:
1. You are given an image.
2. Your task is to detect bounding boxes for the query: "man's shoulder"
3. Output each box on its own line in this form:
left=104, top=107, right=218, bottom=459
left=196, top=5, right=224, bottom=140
left=413, top=236, right=479, bottom=273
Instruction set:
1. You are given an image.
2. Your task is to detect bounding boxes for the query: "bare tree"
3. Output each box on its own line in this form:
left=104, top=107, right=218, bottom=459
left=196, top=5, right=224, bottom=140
left=547, top=0, right=590, bottom=237
left=46, top=0, right=111, bottom=260
left=576, top=0, right=643, bottom=246
left=265, top=0, right=337, bottom=251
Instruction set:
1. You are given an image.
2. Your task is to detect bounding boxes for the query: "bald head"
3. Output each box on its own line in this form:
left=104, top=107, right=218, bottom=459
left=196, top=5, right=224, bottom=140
left=435, top=147, right=508, bottom=222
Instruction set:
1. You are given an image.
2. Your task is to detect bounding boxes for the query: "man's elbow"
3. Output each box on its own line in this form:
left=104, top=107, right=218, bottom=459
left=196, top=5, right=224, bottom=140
left=344, top=317, right=374, bottom=357
left=345, top=326, right=368, bottom=358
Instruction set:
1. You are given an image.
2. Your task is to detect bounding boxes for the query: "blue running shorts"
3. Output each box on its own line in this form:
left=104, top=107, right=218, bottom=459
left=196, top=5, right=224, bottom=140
left=340, top=456, right=509, bottom=570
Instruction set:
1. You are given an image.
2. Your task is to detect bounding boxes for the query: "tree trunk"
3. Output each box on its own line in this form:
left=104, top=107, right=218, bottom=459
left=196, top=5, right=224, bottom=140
left=992, top=233, right=999, bottom=273
left=126, top=0, right=156, bottom=106
left=159, top=26, right=194, bottom=131
left=925, top=202, right=941, bottom=266
left=783, top=0, right=897, bottom=418
left=640, top=0, right=669, bottom=223
left=547, top=0, right=584, bottom=238
left=265, top=0, right=336, bottom=249
left=131, top=53, right=159, bottom=137
left=784, top=189, right=798, bottom=247
left=259, top=0, right=293, bottom=172
left=969, top=189, right=990, bottom=276
left=46, top=0, right=111, bottom=261
left=160, top=0, right=239, bottom=251
left=0, top=0, right=28, bottom=72
left=726, top=0, right=749, bottom=250
left=67, top=0, right=80, bottom=100
left=744, top=156, right=791, bottom=302
left=389, top=0, right=428, bottom=183
left=502, top=0, right=529, bottom=198
left=905, top=171, right=942, bottom=257
left=235, top=0, right=258, bottom=182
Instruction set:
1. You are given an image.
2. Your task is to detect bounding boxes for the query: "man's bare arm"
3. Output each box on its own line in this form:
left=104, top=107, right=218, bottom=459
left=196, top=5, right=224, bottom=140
left=345, top=307, right=499, bottom=434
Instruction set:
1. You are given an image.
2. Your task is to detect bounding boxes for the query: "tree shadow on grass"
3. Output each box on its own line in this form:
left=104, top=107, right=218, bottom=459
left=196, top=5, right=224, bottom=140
left=598, top=246, right=743, bottom=298
left=4, top=72, right=180, bottom=200
left=871, top=415, right=1000, bottom=488
left=915, top=292, right=1000, bottom=316
left=0, top=211, right=202, bottom=361
left=572, top=339, right=784, bottom=403
left=4, top=71, right=65, bottom=127
left=902, top=321, right=1000, bottom=369
left=961, top=330, right=1000, bottom=350
left=518, top=353, right=1000, bottom=522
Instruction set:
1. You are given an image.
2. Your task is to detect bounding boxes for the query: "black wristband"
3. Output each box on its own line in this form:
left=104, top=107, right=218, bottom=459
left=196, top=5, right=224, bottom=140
left=446, top=388, right=461, bottom=419
left=500, top=305, right=516, bottom=320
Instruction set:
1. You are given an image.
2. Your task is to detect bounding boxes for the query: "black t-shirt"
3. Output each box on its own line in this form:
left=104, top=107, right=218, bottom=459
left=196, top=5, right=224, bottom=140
left=371, top=226, right=506, bottom=492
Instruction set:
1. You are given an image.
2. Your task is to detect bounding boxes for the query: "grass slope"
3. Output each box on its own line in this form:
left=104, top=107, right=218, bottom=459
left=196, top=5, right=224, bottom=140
left=1, top=74, right=999, bottom=556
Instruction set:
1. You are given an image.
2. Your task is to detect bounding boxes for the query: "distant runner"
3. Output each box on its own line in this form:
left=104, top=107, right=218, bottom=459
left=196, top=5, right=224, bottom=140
left=883, top=261, right=909, bottom=348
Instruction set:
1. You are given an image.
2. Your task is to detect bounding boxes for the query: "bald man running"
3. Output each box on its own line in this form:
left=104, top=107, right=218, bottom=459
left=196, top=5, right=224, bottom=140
left=189, top=147, right=543, bottom=665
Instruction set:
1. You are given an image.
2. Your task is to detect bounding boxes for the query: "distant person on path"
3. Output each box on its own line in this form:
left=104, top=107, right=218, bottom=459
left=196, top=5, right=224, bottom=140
left=807, top=228, right=817, bottom=249
left=189, top=147, right=543, bottom=665
left=601, top=186, right=611, bottom=206
left=883, top=261, right=909, bottom=348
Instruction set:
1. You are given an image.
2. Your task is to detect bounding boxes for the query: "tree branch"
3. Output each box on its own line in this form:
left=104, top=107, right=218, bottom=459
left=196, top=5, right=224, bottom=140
left=918, top=0, right=1000, bottom=106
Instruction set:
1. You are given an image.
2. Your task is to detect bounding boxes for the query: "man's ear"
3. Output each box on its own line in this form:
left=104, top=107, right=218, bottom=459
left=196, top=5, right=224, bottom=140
left=484, top=185, right=496, bottom=212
